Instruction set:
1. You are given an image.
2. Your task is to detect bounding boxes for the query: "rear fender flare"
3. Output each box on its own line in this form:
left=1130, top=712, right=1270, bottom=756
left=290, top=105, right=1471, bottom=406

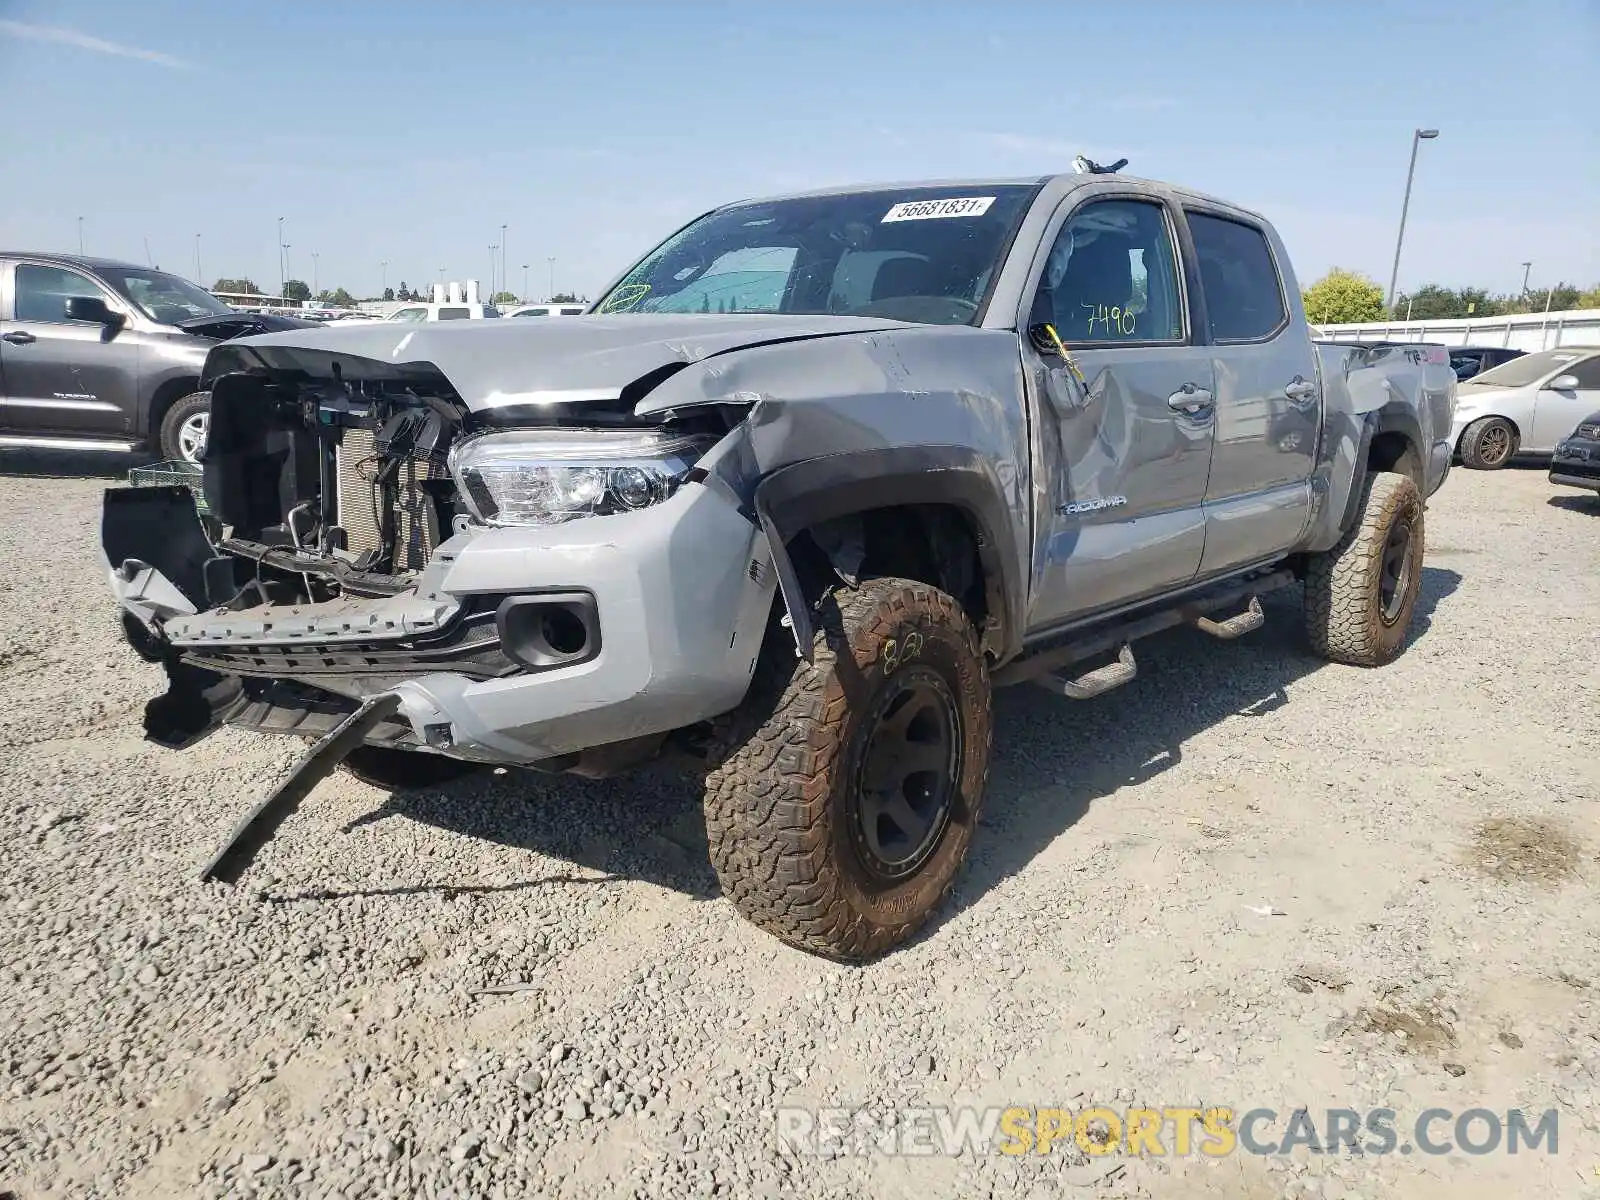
left=752, top=447, right=1023, bottom=663
left=1328, top=407, right=1423, bottom=543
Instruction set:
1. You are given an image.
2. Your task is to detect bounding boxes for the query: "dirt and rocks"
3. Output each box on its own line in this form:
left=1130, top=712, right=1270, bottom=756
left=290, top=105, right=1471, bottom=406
left=1, top=454, right=1596, bottom=1199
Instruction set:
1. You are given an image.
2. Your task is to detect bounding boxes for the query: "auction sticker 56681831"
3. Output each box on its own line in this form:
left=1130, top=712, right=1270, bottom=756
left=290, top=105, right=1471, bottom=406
left=882, top=196, right=995, bottom=222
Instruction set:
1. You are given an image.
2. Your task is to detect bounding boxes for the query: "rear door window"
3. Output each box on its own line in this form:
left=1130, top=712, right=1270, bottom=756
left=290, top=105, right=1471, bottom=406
left=436, top=307, right=471, bottom=321
left=1187, top=212, right=1288, bottom=342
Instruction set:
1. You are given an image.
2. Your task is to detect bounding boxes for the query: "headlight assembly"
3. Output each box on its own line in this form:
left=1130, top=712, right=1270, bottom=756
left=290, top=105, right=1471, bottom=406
left=448, top=428, right=709, bottom=526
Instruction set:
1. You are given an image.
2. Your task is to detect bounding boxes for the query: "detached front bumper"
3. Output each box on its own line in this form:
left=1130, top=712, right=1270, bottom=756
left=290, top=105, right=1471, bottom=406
left=107, top=481, right=778, bottom=765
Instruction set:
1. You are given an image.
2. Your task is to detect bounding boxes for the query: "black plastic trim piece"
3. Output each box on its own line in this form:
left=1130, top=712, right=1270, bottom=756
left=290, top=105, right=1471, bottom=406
left=753, top=446, right=1023, bottom=661
left=495, top=591, right=601, bottom=671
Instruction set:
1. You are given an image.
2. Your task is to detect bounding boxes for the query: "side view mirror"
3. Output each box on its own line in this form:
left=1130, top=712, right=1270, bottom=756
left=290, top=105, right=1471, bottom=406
left=1027, top=323, right=1065, bottom=357
left=64, top=295, right=127, bottom=336
left=1547, top=374, right=1580, bottom=391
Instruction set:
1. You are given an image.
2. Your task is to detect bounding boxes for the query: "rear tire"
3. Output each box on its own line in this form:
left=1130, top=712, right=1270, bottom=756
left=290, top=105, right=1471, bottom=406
left=158, top=391, right=211, bottom=464
left=342, top=746, right=481, bottom=790
left=1458, top=416, right=1518, bottom=469
left=703, top=578, right=991, bottom=960
left=1303, top=471, right=1424, bottom=666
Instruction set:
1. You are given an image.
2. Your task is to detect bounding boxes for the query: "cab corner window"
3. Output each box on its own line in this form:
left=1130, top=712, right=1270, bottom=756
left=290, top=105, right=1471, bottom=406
left=1036, top=199, right=1184, bottom=345
left=15, top=265, right=103, bottom=324
left=1187, top=212, right=1287, bottom=342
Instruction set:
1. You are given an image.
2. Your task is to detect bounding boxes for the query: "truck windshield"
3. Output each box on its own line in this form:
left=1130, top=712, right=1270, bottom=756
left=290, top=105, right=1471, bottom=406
left=99, top=268, right=234, bottom=323
left=594, top=184, right=1038, bottom=326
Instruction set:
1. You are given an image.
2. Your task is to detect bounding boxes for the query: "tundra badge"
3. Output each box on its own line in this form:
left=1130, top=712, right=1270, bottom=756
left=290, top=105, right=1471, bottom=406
left=1060, top=495, right=1128, bottom=516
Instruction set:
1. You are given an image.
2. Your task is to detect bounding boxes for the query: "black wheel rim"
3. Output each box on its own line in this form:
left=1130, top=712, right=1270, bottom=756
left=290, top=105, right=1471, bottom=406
left=1480, top=425, right=1510, bottom=464
left=1379, top=516, right=1415, bottom=624
left=850, top=667, right=960, bottom=882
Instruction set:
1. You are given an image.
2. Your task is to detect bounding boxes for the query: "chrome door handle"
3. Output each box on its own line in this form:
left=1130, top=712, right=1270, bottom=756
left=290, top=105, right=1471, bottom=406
left=1167, top=385, right=1213, bottom=416
left=1284, top=376, right=1317, bottom=405
left=1, top=331, right=36, bottom=346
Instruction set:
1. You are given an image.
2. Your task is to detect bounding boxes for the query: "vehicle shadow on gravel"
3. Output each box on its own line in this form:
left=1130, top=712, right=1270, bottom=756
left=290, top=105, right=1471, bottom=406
left=299, top=570, right=1461, bottom=926
left=937, top=567, right=1462, bottom=932
left=317, top=762, right=722, bottom=901
left=1546, top=493, right=1600, bottom=515
left=0, top=448, right=151, bottom=479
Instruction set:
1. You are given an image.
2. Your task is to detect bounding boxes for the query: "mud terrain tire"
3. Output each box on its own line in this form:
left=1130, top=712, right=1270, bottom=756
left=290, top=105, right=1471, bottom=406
left=704, top=578, right=991, bottom=960
left=1304, top=470, right=1424, bottom=666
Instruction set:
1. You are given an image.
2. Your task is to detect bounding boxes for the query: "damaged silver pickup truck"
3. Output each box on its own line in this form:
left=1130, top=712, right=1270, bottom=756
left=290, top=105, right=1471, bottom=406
left=103, top=170, right=1454, bottom=959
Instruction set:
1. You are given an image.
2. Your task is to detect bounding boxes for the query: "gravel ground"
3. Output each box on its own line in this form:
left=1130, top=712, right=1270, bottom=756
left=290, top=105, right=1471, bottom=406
left=1, top=453, right=1597, bottom=1200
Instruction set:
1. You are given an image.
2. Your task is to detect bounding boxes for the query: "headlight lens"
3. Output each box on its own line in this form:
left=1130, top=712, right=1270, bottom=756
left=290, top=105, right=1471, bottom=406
left=448, top=428, right=707, bottom=526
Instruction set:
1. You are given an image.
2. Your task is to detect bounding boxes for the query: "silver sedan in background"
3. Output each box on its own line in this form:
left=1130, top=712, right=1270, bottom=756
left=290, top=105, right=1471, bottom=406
left=1451, top=346, right=1600, bottom=468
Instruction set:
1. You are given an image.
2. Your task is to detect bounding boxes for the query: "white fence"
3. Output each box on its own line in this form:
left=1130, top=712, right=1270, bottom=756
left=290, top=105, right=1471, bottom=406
left=1314, top=309, right=1600, bottom=352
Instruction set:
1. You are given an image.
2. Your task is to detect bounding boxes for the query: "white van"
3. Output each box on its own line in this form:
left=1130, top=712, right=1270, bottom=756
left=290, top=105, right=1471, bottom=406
left=381, top=301, right=501, bottom=323
left=504, top=303, right=586, bottom=318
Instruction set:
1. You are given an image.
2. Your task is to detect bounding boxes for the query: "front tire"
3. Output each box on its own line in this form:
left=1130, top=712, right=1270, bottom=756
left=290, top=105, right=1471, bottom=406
left=1303, top=471, right=1424, bottom=666
left=703, top=578, right=992, bottom=960
left=1458, top=416, right=1518, bottom=469
left=158, top=391, right=211, bottom=464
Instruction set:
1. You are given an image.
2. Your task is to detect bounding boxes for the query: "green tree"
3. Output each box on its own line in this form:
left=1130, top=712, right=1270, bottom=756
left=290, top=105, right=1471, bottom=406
left=550, top=292, right=580, bottom=304
left=1301, top=268, right=1385, bottom=324
left=492, top=290, right=518, bottom=304
left=1578, top=283, right=1600, bottom=309
left=1456, top=287, right=1499, bottom=318
left=282, top=279, right=311, bottom=302
left=1393, top=283, right=1464, bottom=320
left=212, top=277, right=261, bottom=295
left=328, top=287, right=356, bottom=307
left=382, top=287, right=395, bottom=302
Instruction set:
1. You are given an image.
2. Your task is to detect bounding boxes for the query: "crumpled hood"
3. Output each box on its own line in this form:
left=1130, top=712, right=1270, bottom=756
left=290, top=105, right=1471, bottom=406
left=178, top=312, right=320, bottom=340
left=221, top=313, right=908, bottom=412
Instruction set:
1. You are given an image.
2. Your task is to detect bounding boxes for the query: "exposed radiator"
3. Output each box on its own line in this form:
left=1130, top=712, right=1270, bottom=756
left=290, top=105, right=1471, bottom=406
left=334, top=428, right=439, bottom=570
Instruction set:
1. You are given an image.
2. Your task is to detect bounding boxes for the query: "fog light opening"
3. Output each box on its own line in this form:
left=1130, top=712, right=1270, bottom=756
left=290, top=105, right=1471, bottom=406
left=540, top=607, right=588, bottom=657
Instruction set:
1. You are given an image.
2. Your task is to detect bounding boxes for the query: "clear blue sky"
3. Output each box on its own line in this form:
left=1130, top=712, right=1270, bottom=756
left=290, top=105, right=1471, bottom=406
left=2, top=0, right=1595, bottom=303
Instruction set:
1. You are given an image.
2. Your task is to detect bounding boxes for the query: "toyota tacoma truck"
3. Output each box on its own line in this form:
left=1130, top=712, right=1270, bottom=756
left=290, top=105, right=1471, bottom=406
left=102, top=170, right=1455, bottom=960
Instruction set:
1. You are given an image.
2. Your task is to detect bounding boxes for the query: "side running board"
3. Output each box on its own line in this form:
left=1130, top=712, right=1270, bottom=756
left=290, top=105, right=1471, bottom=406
left=1186, top=595, right=1265, bottom=640
left=1036, top=642, right=1137, bottom=700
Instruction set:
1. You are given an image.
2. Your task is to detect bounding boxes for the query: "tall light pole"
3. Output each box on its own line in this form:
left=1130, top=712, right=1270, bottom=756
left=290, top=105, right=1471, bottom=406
left=277, top=216, right=286, bottom=296
left=521, top=263, right=530, bottom=303
left=311, top=252, right=319, bottom=296
left=1519, top=261, right=1532, bottom=298
left=282, top=245, right=292, bottom=294
left=488, top=245, right=498, bottom=297
left=1385, top=127, right=1439, bottom=312
left=381, top=259, right=389, bottom=296
left=77, top=216, right=84, bottom=254
left=195, top=233, right=202, bottom=284
left=500, top=224, right=508, bottom=298
left=547, top=257, right=555, bottom=301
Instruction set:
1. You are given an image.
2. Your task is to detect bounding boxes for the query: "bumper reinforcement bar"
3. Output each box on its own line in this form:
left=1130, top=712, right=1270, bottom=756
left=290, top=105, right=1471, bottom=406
left=199, top=691, right=403, bottom=885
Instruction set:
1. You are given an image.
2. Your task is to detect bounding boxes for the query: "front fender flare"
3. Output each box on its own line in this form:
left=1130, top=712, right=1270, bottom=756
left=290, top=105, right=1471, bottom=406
left=752, top=446, right=1024, bottom=664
